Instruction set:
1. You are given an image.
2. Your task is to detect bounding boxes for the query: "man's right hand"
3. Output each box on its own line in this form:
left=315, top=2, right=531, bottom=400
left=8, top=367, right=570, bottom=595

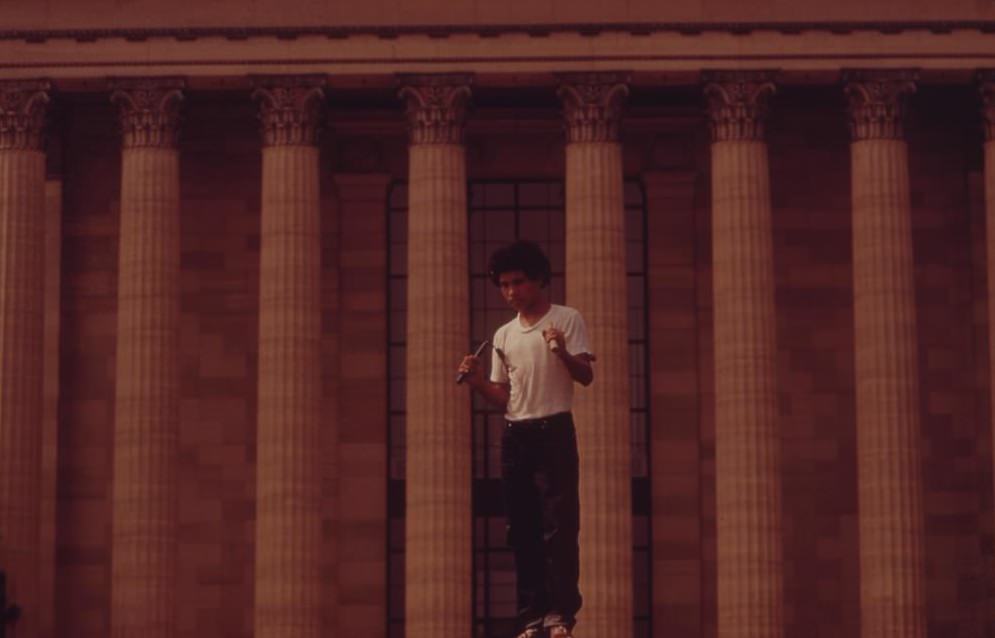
left=457, top=354, right=484, bottom=387
left=457, top=355, right=511, bottom=410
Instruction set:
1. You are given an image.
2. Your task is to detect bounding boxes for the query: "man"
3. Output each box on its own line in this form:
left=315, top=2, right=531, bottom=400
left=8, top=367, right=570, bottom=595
left=457, top=240, right=594, bottom=638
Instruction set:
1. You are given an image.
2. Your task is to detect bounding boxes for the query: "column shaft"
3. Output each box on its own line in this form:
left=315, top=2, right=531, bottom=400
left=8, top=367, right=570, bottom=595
left=703, top=72, right=784, bottom=638
left=566, top=142, right=632, bottom=638
left=40, top=177, right=62, bottom=638
left=405, top=143, right=471, bottom=637
left=399, top=76, right=472, bottom=638
left=981, top=75, right=995, bottom=545
left=110, top=79, right=183, bottom=637
left=846, top=71, right=926, bottom=638
left=0, top=80, right=49, bottom=638
left=0, top=143, right=46, bottom=638
left=711, top=140, right=783, bottom=638
left=253, top=79, right=325, bottom=638
left=988, top=136, right=995, bottom=532
left=559, top=74, right=632, bottom=638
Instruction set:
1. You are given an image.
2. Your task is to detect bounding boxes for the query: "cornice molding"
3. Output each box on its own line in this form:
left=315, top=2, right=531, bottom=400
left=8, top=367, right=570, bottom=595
left=109, top=77, right=185, bottom=149
left=2, top=21, right=995, bottom=43
left=398, top=74, right=472, bottom=145
left=251, top=75, right=326, bottom=147
left=702, top=70, right=777, bottom=142
left=0, top=79, right=50, bottom=151
left=556, top=72, right=630, bottom=143
left=843, top=69, right=918, bottom=141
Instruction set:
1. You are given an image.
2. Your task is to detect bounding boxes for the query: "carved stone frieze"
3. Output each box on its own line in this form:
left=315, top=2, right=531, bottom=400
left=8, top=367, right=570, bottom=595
left=252, top=76, right=326, bottom=147
left=979, top=70, right=995, bottom=142
left=702, top=71, right=777, bottom=142
left=0, top=80, right=51, bottom=151
left=109, top=78, right=185, bottom=149
left=556, top=72, right=629, bottom=143
left=843, top=69, right=918, bottom=141
left=397, top=74, right=472, bottom=145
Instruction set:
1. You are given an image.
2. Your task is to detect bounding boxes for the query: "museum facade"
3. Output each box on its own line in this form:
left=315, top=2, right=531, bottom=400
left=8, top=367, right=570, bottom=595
left=0, top=3, right=994, bottom=638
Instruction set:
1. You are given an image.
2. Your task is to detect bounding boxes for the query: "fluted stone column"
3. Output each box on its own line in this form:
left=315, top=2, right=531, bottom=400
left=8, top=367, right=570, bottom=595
left=108, top=79, right=183, bottom=638
left=845, top=69, right=926, bottom=638
left=40, top=175, right=62, bottom=638
left=398, top=74, right=472, bottom=638
left=703, top=71, right=784, bottom=638
left=0, top=79, right=49, bottom=638
left=981, top=73, right=995, bottom=542
left=251, top=77, right=326, bottom=638
left=557, top=72, right=632, bottom=638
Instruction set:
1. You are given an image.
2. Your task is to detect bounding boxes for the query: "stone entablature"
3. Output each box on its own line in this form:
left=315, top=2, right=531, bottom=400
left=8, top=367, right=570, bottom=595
left=1, top=26, right=989, bottom=82
left=0, top=80, right=50, bottom=151
left=4, top=19, right=995, bottom=41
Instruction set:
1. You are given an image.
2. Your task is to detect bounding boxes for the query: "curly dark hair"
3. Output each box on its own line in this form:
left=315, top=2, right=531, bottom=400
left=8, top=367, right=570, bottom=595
left=487, top=240, right=551, bottom=287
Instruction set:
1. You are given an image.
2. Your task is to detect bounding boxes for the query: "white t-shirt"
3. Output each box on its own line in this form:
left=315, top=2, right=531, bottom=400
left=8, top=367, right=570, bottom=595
left=490, top=304, right=593, bottom=422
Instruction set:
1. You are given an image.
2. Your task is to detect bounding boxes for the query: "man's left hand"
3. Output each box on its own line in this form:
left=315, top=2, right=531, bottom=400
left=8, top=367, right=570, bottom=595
left=542, top=325, right=566, bottom=354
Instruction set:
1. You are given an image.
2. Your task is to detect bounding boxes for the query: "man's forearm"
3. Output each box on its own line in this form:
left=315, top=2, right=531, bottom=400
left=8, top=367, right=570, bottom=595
left=470, top=380, right=510, bottom=410
left=557, top=351, right=594, bottom=386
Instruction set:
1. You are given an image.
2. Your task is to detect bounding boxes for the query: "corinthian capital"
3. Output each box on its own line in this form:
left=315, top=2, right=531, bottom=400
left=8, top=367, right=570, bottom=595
left=251, top=76, right=326, bottom=147
left=844, top=69, right=918, bottom=142
left=556, top=72, right=629, bottom=143
left=398, top=74, right=472, bottom=145
left=0, top=80, right=51, bottom=151
left=702, top=71, right=777, bottom=143
left=979, top=70, right=995, bottom=142
left=109, top=78, right=184, bottom=149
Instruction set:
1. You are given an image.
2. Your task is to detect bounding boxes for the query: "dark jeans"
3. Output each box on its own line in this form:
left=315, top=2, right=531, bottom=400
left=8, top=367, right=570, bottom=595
left=501, top=412, right=582, bottom=633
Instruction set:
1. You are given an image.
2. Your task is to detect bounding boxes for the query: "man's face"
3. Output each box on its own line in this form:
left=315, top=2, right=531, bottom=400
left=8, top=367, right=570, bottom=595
left=497, top=270, right=544, bottom=313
